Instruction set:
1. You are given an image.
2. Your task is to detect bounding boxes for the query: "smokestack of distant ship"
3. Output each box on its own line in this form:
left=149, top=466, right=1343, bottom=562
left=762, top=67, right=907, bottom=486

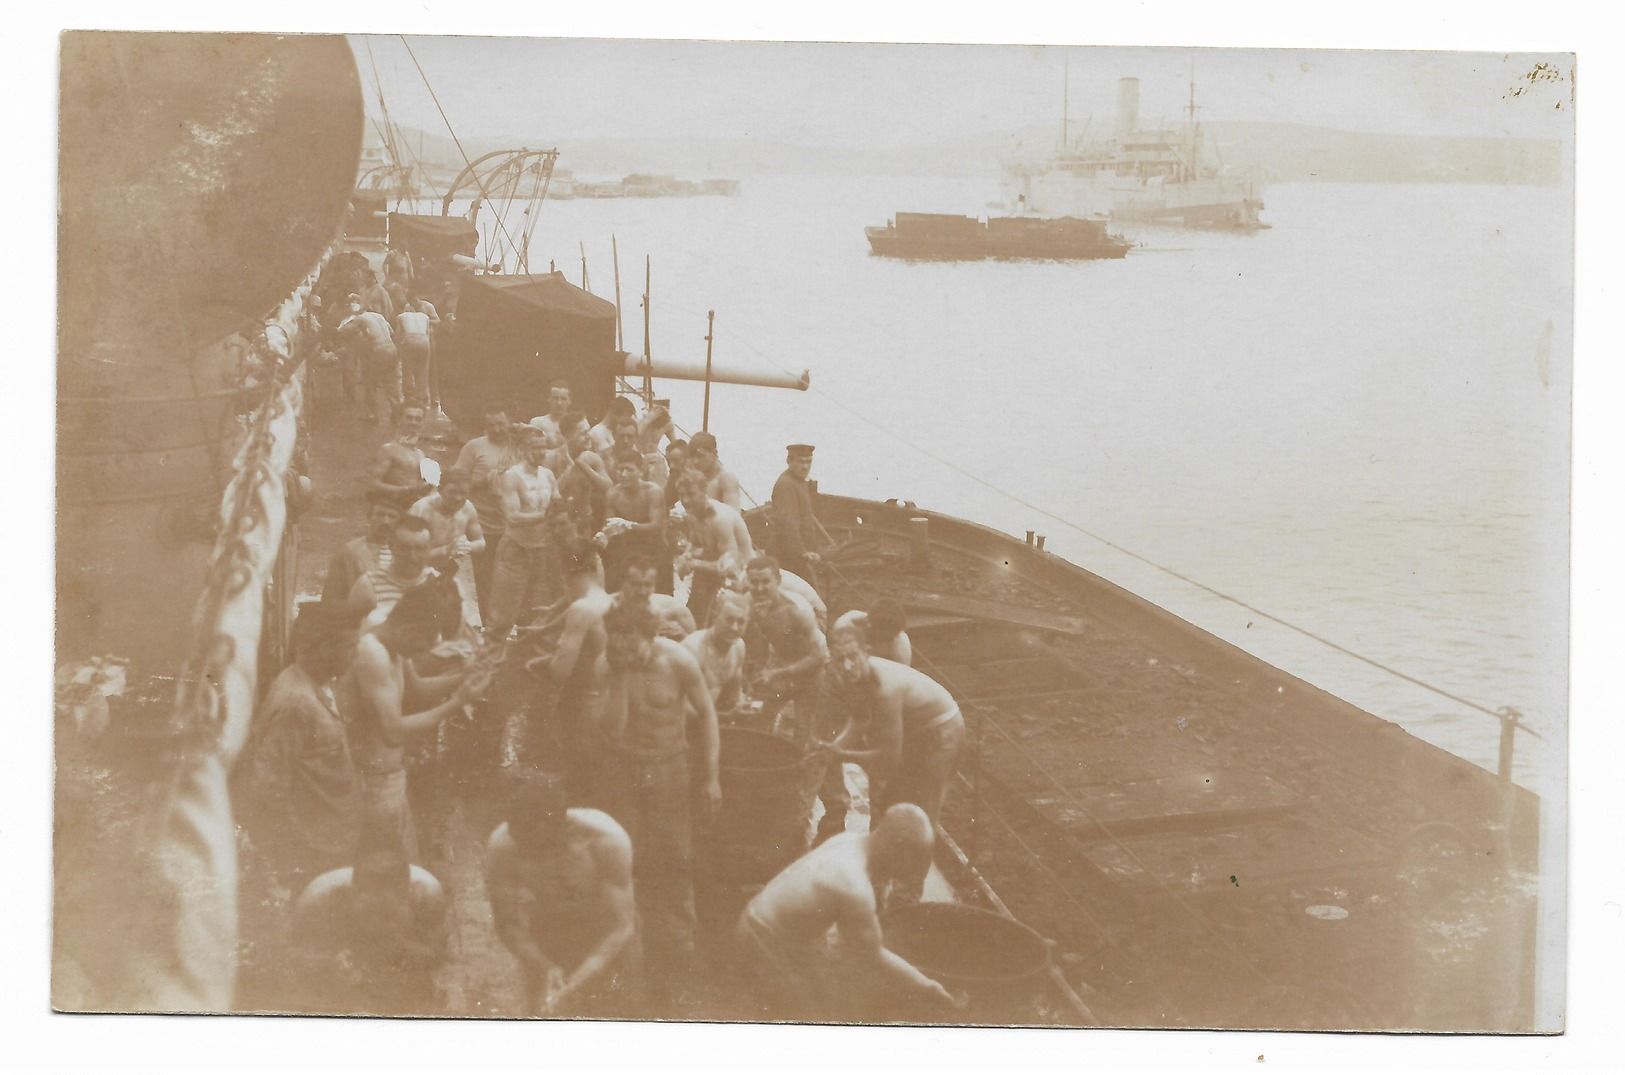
left=1115, top=77, right=1140, bottom=139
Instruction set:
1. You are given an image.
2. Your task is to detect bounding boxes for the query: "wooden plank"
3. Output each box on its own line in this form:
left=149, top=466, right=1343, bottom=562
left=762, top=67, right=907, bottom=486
left=905, top=612, right=979, bottom=632
left=998, top=734, right=1223, bottom=786
left=900, top=588, right=1091, bottom=636
left=1027, top=768, right=1299, bottom=837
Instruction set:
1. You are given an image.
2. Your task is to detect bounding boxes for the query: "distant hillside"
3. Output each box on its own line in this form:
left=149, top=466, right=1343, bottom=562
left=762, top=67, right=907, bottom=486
left=1204, top=121, right=1562, bottom=185
left=949, top=120, right=1561, bottom=185
left=365, top=120, right=1563, bottom=186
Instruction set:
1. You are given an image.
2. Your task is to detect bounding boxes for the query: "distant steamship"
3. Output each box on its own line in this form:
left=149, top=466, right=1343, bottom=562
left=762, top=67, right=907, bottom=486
left=1006, top=75, right=1269, bottom=230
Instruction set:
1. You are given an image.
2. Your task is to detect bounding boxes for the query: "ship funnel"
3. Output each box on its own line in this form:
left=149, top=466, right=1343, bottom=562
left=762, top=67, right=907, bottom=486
left=1115, top=77, right=1140, bottom=139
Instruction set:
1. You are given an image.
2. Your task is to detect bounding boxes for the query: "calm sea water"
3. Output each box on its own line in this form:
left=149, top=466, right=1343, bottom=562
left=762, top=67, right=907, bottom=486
left=446, top=174, right=1571, bottom=790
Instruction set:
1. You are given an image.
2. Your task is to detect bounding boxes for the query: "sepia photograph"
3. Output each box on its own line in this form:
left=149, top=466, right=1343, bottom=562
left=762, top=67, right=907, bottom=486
left=46, top=20, right=1583, bottom=1048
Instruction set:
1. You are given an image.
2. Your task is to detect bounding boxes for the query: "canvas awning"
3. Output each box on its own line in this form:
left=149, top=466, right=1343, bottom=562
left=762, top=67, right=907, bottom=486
left=388, top=213, right=480, bottom=257
left=441, top=272, right=618, bottom=424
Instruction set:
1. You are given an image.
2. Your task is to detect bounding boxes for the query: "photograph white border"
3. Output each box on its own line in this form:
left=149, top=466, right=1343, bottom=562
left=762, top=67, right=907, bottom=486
left=10, top=3, right=1618, bottom=1071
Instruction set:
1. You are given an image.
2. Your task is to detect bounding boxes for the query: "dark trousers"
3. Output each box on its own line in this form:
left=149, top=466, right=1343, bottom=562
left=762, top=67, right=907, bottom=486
left=487, top=534, right=560, bottom=640
left=398, top=334, right=431, bottom=406
left=868, top=714, right=967, bottom=836
left=594, top=749, right=697, bottom=983
left=815, top=757, right=852, bottom=839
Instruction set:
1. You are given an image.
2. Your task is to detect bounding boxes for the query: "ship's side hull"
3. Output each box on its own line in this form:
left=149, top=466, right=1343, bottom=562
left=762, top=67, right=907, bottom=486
left=782, top=494, right=1542, bottom=1030
left=1016, top=171, right=1269, bottom=230
left=805, top=495, right=1539, bottom=847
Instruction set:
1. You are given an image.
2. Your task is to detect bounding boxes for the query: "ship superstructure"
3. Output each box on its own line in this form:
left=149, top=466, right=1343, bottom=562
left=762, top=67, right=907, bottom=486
left=1008, top=76, right=1268, bottom=230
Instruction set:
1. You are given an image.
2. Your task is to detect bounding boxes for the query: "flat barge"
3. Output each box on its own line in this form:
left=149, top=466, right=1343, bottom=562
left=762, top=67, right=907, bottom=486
left=865, top=212, right=1131, bottom=261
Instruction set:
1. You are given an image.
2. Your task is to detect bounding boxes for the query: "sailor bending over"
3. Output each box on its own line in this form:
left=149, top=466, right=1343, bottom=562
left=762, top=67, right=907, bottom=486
left=734, top=803, right=961, bottom=1021
left=822, top=622, right=965, bottom=840
left=486, top=770, right=640, bottom=1017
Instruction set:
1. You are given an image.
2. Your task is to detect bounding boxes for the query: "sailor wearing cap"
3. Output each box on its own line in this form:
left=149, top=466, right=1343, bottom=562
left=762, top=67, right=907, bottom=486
left=770, top=443, right=826, bottom=594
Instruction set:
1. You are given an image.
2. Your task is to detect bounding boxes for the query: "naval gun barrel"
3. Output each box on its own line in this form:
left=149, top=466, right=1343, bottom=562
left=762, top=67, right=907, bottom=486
left=451, top=253, right=503, bottom=272
left=614, top=352, right=809, bottom=392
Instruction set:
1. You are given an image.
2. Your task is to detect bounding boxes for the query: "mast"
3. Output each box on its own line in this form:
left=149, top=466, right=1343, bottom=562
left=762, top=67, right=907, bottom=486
left=1185, top=59, right=1199, bottom=181
left=642, top=256, right=652, bottom=403
left=702, top=310, right=715, bottom=433
left=612, top=235, right=624, bottom=354
left=1061, top=58, right=1069, bottom=150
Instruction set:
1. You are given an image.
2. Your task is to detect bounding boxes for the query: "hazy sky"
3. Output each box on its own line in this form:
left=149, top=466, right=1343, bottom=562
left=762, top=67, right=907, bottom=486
left=355, top=36, right=1573, bottom=148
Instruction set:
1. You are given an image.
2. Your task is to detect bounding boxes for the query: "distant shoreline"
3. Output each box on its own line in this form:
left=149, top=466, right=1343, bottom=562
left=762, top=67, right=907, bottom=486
left=366, top=119, right=1563, bottom=189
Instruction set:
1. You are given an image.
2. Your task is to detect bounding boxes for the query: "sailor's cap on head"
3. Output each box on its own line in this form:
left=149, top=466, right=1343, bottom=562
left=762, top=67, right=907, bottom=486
left=787, top=443, right=816, bottom=457
left=519, top=422, right=551, bottom=438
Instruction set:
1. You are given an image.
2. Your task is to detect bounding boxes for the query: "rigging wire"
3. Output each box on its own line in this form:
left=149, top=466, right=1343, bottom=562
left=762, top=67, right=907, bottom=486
left=363, top=40, right=411, bottom=208
left=580, top=261, right=1531, bottom=747
left=655, top=350, right=1503, bottom=985
left=457, top=153, right=558, bottom=273
left=518, top=157, right=556, bottom=268
left=682, top=315, right=1537, bottom=742
left=397, top=36, right=526, bottom=271
left=361, top=39, right=443, bottom=206
left=703, top=342, right=1534, bottom=969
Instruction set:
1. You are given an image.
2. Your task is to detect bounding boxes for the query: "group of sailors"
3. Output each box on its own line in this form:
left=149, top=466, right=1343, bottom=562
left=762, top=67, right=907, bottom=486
left=234, top=330, right=971, bottom=1018
left=315, top=246, right=444, bottom=423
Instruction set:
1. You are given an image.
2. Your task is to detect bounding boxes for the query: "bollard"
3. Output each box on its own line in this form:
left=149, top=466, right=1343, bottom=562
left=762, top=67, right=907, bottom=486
left=1035, top=534, right=1047, bottom=551
left=908, top=516, right=932, bottom=565
left=1496, top=707, right=1521, bottom=787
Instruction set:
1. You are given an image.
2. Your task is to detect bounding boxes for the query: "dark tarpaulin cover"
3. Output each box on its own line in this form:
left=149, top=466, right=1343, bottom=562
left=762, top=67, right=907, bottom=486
left=443, top=272, right=619, bottom=425
left=388, top=213, right=479, bottom=256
